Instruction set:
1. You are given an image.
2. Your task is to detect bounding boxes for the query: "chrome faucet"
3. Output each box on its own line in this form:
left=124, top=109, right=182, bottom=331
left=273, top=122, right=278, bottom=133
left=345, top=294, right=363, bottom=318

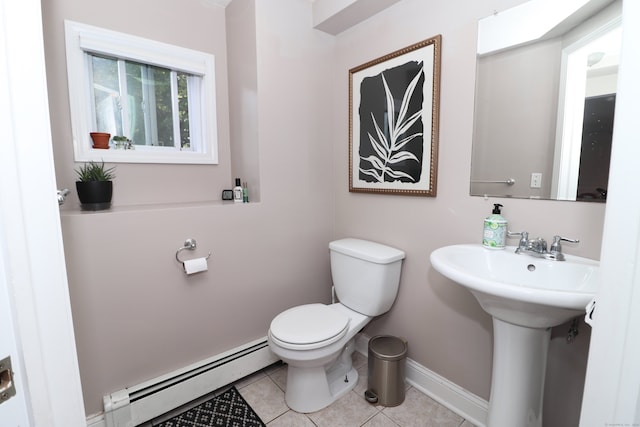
left=508, top=231, right=547, bottom=256
left=549, top=235, right=580, bottom=261
left=508, top=231, right=579, bottom=261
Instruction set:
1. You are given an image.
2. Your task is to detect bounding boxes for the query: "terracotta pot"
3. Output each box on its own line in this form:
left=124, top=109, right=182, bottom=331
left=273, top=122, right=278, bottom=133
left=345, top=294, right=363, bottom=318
left=90, top=132, right=111, bottom=149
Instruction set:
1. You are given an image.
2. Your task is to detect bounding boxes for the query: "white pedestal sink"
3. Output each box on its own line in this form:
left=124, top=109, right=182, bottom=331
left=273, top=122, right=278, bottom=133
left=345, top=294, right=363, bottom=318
left=430, top=244, right=599, bottom=427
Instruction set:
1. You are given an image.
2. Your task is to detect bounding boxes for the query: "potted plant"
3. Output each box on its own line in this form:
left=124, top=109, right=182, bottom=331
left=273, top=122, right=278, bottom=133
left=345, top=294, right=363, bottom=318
left=90, top=132, right=111, bottom=149
left=112, top=135, right=133, bottom=150
left=75, top=161, right=116, bottom=211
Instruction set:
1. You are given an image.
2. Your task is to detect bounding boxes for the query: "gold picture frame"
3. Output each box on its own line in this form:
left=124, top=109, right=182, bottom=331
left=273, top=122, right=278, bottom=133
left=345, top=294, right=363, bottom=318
left=349, top=35, right=441, bottom=196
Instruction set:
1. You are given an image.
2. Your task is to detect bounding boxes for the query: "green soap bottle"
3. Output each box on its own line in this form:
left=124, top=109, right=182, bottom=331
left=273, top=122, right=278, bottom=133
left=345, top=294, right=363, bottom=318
left=482, top=204, right=507, bottom=249
left=242, top=181, right=249, bottom=203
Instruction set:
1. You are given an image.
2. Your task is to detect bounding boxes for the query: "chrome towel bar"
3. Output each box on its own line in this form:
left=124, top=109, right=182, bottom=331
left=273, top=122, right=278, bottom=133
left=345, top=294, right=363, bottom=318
left=471, top=178, right=516, bottom=185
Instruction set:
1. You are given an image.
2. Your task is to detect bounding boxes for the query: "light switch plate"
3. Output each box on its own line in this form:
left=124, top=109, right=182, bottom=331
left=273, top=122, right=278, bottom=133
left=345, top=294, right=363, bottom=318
left=530, top=173, right=542, bottom=188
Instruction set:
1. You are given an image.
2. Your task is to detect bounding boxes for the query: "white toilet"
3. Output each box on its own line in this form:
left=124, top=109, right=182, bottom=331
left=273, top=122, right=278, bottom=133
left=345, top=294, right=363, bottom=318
left=268, top=238, right=405, bottom=413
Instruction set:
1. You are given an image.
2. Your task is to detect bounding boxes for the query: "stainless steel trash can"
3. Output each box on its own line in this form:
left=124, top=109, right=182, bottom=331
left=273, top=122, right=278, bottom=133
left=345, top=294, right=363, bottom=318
left=365, top=335, right=408, bottom=406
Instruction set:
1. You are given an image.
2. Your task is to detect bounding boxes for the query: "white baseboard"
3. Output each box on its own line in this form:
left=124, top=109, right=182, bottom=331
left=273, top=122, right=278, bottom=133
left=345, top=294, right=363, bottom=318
left=355, top=334, right=488, bottom=427
left=88, top=335, right=488, bottom=427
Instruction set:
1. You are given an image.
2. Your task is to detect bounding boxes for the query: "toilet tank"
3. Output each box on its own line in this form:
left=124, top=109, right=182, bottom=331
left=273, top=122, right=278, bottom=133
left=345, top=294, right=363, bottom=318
left=329, top=238, right=405, bottom=316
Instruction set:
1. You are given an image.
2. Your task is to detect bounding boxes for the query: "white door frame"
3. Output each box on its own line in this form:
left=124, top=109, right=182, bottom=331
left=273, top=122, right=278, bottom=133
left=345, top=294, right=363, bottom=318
left=0, top=0, right=86, bottom=425
left=580, top=0, right=640, bottom=424
left=551, top=16, right=621, bottom=200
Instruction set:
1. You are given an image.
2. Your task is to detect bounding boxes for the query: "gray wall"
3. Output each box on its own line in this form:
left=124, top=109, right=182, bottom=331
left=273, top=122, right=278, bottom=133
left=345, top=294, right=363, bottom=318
left=330, top=1, right=604, bottom=426
left=43, top=0, right=335, bottom=415
left=42, top=0, right=606, bottom=426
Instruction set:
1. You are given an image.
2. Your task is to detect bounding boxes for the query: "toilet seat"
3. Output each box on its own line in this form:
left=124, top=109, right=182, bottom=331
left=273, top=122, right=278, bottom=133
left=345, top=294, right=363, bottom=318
left=270, top=304, right=350, bottom=350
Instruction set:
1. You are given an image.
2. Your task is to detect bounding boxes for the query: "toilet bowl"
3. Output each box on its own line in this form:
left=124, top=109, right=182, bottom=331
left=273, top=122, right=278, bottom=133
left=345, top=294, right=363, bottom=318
left=267, top=238, right=405, bottom=413
left=268, top=303, right=370, bottom=412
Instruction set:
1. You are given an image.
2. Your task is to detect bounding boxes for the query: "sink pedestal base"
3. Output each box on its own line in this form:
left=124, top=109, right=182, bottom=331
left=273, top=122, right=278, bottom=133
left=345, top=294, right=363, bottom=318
left=487, top=318, right=551, bottom=427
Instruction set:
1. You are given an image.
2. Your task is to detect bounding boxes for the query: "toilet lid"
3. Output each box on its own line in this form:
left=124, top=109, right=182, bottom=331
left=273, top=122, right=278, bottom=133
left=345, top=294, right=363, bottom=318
left=270, top=304, right=350, bottom=348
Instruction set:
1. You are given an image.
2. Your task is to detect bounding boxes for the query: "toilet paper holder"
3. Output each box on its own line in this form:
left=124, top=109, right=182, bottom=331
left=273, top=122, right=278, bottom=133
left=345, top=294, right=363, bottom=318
left=175, top=238, right=211, bottom=264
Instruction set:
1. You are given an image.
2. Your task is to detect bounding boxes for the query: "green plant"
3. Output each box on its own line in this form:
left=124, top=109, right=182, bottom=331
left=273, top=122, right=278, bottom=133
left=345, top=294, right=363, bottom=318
left=112, top=135, right=134, bottom=150
left=75, top=161, right=116, bottom=182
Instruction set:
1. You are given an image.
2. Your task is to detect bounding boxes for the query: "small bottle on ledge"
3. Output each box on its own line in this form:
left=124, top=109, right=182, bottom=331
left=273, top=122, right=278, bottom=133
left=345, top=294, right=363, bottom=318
left=233, top=178, right=243, bottom=203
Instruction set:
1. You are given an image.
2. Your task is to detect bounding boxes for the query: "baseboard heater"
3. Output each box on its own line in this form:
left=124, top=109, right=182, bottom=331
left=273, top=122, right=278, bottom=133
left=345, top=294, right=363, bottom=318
left=103, top=337, right=278, bottom=427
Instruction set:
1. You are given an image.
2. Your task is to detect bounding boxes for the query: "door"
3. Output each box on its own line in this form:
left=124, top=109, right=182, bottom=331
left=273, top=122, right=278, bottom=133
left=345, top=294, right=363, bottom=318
left=0, top=252, right=32, bottom=426
left=0, top=0, right=86, bottom=425
left=580, top=0, right=640, bottom=424
left=0, top=7, right=36, bottom=423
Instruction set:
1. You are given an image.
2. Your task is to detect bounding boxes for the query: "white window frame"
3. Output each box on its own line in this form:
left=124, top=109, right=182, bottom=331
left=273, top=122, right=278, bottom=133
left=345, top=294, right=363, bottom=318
left=64, top=20, right=218, bottom=164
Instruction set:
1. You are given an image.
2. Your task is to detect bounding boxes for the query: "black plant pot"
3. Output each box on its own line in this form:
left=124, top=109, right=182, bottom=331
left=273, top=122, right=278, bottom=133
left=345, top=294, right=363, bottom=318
left=76, top=181, right=113, bottom=211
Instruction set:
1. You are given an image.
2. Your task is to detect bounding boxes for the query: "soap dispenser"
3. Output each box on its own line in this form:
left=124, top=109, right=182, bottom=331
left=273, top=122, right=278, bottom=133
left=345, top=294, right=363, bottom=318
left=483, top=204, right=507, bottom=249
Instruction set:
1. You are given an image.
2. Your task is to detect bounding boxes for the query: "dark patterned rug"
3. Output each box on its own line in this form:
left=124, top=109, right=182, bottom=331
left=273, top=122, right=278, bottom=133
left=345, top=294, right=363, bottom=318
left=156, top=386, right=266, bottom=427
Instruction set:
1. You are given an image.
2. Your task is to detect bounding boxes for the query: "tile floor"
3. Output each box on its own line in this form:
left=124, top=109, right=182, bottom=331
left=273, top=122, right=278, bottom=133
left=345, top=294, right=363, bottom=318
left=232, top=351, right=478, bottom=427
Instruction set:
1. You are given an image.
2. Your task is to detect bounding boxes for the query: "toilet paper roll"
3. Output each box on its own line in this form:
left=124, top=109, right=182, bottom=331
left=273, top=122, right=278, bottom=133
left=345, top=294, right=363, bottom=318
left=183, top=257, right=208, bottom=275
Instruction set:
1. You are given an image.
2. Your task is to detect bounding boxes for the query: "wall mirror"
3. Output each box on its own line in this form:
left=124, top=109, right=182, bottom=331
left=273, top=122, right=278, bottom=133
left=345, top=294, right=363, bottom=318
left=470, top=0, right=621, bottom=201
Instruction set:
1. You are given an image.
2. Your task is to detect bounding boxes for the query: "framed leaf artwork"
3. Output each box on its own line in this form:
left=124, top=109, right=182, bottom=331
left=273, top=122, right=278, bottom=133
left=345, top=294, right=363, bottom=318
left=349, top=35, right=441, bottom=196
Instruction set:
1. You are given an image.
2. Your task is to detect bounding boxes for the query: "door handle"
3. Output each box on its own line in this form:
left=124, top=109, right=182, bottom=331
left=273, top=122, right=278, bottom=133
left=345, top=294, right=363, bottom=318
left=57, top=188, right=70, bottom=206
left=0, top=356, right=16, bottom=404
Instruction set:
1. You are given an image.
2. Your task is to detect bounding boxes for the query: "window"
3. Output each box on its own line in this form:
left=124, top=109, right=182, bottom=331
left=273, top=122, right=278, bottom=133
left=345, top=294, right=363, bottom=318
left=64, top=21, right=218, bottom=164
left=90, top=55, right=197, bottom=149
